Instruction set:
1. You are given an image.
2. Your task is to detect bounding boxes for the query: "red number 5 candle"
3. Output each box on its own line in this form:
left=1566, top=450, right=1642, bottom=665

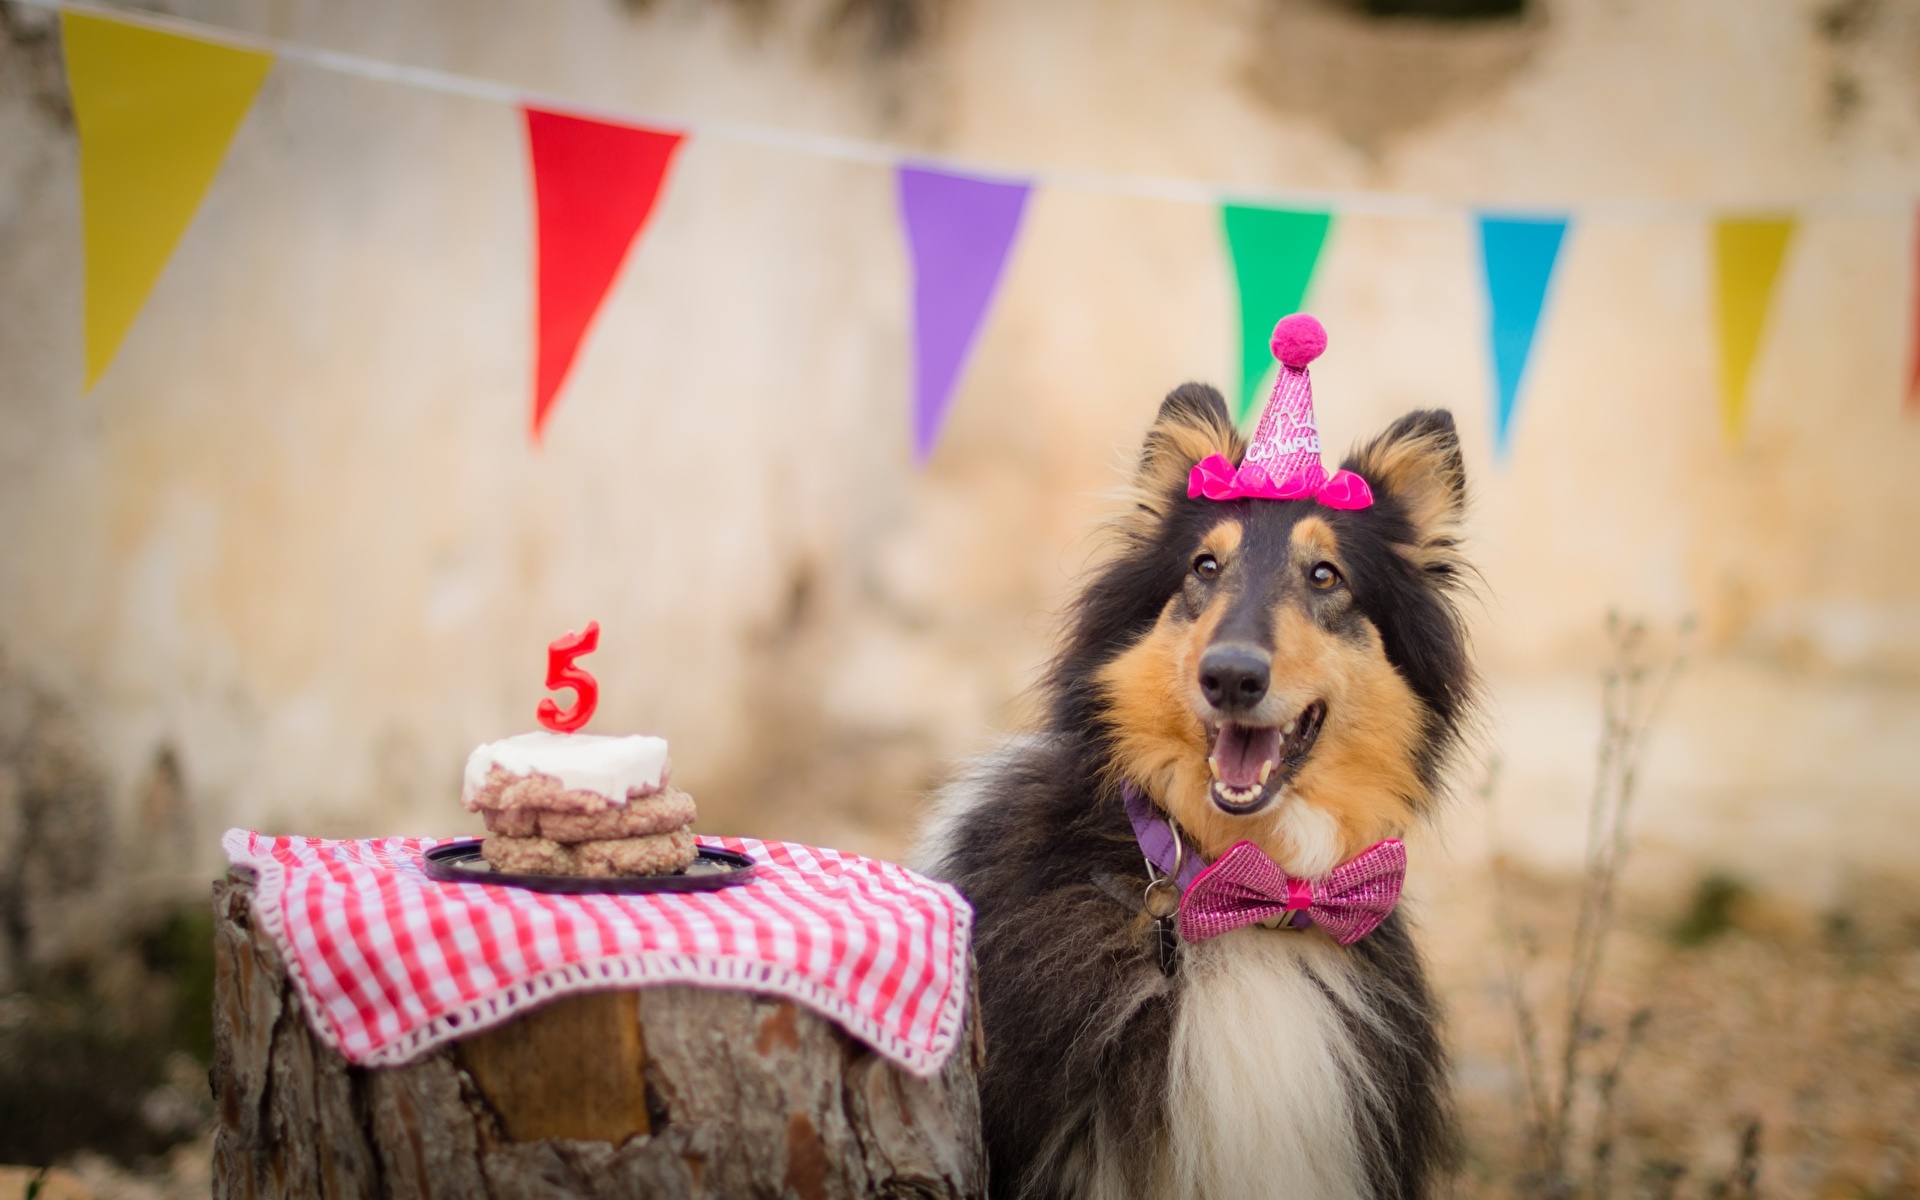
left=536, top=621, right=600, bottom=734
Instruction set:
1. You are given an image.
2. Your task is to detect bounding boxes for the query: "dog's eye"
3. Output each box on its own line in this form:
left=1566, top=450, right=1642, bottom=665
left=1309, top=562, right=1341, bottom=590
left=1192, top=554, right=1220, bottom=580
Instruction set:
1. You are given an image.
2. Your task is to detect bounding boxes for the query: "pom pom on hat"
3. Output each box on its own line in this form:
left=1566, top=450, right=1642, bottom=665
left=1270, top=313, right=1327, bottom=370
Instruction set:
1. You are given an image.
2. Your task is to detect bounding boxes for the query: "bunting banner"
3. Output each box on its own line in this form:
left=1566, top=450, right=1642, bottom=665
left=525, top=108, right=684, bottom=443
left=1478, top=215, right=1569, bottom=456
left=36, top=2, right=1920, bottom=461
left=1221, top=206, right=1332, bottom=422
left=62, top=11, right=273, bottom=387
left=896, top=165, right=1032, bottom=462
left=1713, top=216, right=1796, bottom=443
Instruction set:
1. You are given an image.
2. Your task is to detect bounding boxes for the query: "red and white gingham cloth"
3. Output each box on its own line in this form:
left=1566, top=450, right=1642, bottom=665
left=222, top=830, right=972, bottom=1077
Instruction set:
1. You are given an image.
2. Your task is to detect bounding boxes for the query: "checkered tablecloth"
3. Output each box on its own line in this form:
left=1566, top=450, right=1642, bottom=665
left=222, top=830, right=972, bottom=1077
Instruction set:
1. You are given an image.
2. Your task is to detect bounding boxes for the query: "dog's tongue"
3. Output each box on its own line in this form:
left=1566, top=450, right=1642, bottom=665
left=1212, top=723, right=1281, bottom=789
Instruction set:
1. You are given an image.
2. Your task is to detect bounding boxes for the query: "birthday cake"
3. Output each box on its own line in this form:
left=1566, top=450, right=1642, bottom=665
left=461, top=732, right=700, bottom=877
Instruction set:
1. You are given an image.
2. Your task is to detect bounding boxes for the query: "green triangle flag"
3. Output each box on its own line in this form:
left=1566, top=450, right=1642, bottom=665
left=63, top=12, right=274, bottom=386
left=1713, top=215, right=1796, bottom=444
left=1221, top=205, right=1332, bottom=421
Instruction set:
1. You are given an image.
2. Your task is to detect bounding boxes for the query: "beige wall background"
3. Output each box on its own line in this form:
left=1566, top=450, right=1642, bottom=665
left=4, top=0, right=1919, bottom=961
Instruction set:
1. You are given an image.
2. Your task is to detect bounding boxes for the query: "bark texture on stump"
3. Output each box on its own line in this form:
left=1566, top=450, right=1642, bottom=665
left=210, top=873, right=985, bottom=1199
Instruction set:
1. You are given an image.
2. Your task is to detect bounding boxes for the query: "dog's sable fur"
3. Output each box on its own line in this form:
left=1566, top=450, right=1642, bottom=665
left=917, top=384, right=1475, bottom=1200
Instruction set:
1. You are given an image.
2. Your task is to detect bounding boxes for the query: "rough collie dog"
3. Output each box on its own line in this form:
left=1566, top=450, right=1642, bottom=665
left=916, top=378, right=1474, bottom=1200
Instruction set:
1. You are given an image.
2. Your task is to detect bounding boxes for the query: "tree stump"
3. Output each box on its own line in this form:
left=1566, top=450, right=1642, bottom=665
left=210, top=872, right=986, bottom=1199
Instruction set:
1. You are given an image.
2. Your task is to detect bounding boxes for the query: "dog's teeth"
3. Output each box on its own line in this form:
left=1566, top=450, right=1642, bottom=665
left=1282, top=720, right=1296, bottom=736
left=1214, top=780, right=1263, bottom=804
left=1258, top=761, right=1273, bottom=785
left=1207, top=756, right=1221, bottom=781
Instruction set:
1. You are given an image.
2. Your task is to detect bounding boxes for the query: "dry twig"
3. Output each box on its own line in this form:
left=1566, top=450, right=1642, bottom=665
left=1491, top=612, right=1695, bottom=1198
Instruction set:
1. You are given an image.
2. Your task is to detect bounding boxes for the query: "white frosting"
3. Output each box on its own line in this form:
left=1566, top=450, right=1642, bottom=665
left=462, top=733, right=670, bottom=807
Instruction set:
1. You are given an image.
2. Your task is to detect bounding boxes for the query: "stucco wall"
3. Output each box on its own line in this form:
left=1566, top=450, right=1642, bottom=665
left=3, top=0, right=1918, bottom=959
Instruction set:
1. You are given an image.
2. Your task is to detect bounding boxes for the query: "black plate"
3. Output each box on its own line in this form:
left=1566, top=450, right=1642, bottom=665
left=422, top=840, right=755, bottom=894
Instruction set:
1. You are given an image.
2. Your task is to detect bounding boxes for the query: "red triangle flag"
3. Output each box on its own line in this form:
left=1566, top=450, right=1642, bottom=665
left=524, top=107, right=684, bottom=443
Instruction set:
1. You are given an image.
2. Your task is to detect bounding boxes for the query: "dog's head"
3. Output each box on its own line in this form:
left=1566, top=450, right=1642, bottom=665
left=1066, top=383, right=1474, bottom=877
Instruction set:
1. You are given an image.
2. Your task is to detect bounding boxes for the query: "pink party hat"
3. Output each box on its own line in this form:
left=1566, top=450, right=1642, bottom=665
left=1186, top=313, right=1373, bottom=509
left=1243, top=314, right=1330, bottom=490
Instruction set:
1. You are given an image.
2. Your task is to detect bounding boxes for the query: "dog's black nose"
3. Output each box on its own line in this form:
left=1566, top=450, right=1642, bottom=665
left=1199, top=644, right=1270, bottom=712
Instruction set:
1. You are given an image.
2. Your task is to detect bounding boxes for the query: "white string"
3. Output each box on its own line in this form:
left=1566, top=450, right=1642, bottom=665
left=12, top=0, right=1919, bottom=220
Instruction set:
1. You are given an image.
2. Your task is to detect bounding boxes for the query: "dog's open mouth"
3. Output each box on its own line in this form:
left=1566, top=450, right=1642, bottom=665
left=1206, top=701, right=1326, bottom=815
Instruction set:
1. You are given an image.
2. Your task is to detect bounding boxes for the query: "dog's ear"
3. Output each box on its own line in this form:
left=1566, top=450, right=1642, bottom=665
left=1127, top=383, right=1243, bottom=525
left=1344, top=409, right=1466, bottom=571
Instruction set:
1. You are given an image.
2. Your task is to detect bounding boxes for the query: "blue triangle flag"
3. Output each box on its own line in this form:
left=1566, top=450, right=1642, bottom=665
left=1478, top=215, right=1569, bottom=456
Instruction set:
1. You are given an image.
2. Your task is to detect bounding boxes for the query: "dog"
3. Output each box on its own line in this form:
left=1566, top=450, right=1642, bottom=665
left=915, top=380, right=1474, bottom=1200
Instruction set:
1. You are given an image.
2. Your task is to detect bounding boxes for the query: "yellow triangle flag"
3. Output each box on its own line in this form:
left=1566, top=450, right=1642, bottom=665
left=1713, top=216, right=1796, bottom=443
left=63, top=13, right=273, bottom=386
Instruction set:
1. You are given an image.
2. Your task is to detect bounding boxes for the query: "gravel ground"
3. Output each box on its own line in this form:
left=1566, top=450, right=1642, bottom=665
left=1425, top=860, right=1920, bottom=1199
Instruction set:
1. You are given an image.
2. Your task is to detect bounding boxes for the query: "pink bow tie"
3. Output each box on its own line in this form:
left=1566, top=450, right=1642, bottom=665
left=1187, top=453, right=1374, bottom=510
left=1179, top=838, right=1406, bottom=946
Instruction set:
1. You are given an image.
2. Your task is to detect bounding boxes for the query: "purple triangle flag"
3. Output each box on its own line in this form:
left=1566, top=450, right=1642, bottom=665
left=897, top=165, right=1032, bottom=462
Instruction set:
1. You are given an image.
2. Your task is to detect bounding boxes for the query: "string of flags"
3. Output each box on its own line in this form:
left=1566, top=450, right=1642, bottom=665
left=43, top=0, right=1919, bottom=465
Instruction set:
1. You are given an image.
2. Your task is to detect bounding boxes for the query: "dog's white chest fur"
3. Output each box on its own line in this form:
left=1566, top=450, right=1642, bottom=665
left=1148, top=930, right=1374, bottom=1200
left=916, top=759, right=1395, bottom=1200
